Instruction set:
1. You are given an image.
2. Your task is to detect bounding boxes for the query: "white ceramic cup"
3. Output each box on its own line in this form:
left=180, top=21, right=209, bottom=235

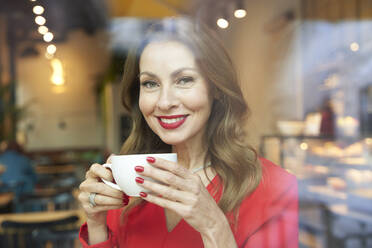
left=102, top=153, right=177, bottom=197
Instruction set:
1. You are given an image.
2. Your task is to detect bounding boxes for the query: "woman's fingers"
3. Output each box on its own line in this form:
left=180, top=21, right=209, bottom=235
left=138, top=164, right=201, bottom=194
left=79, top=180, right=123, bottom=199
left=79, top=191, right=124, bottom=206
left=140, top=192, right=187, bottom=216
left=147, top=157, right=190, bottom=179
left=139, top=178, right=194, bottom=203
left=85, top=163, right=113, bottom=182
left=83, top=204, right=125, bottom=215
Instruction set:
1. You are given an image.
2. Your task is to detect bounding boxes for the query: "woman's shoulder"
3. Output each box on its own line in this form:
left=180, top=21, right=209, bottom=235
left=240, top=157, right=297, bottom=207
left=258, top=157, right=297, bottom=189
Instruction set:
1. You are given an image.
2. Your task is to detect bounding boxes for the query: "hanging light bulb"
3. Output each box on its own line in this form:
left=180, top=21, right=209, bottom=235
left=33, top=5, right=44, bottom=15
left=217, top=18, right=229, bottom=29
left=47, top=44, right=57, bottom=54
left=35, top=16, right=46, bottom=25
left=38, top=25, right=48, bottom=35
left=234, top=9, right=247, bottom=18
left=43, top=32, right=54, bottom=42
left=234, top=0, right=247, bottom=19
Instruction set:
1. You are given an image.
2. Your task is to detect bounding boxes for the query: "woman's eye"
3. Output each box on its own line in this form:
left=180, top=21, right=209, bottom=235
left=177, top=76, right=194, bottom=85
left=141, top=81, right=159, bottom=88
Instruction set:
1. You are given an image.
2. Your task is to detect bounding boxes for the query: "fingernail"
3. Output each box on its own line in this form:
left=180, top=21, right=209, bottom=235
left=135, top=166, right=144, bottom=172
left=140, top=192, right=147, bottom=197
left=146, top=157, right=155, bottom=163
left=135, top=177, right=144, bottom=184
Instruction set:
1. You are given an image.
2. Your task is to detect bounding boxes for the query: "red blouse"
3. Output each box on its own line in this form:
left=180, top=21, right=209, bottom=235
left=79, top=158, right=298, bottom=247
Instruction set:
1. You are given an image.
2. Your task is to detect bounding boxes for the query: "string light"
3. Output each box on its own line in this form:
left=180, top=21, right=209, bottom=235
left=234, top=9, right=247, bottom=18
left=38, top=26, right=48, bottom=35
left=217, top=18, right=229, bottom=29
left=47, top=44, right=57, bottom=54
left=35, top=16, right=46, bottom=25
left=33, top=5, right=44, bottom=15
left=43, top=32, right=54, bottom=42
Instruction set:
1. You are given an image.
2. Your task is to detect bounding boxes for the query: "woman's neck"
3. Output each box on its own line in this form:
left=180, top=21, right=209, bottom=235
left=172, top=140, right=208, bottom=171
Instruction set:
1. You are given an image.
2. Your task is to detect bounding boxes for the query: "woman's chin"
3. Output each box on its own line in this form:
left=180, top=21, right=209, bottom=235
left=158, top=136, right=185, bottom=146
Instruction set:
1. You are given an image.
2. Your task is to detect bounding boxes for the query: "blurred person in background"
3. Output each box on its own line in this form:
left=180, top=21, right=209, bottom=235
left=78, top=17, right=298, bottom=248
left=0, top=141, right=37, bottom=196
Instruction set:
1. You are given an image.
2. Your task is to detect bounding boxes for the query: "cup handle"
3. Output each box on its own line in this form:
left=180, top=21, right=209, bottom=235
left=102, top=163, right=121, bottom=191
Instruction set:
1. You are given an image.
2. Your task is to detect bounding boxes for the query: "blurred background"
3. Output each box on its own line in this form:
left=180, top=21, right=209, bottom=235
left=0, top=0, right=371, bottom=247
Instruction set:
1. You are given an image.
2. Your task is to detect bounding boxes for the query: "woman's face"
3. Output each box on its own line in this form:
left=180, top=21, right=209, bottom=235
left=139, top=41, right=213, bottom=146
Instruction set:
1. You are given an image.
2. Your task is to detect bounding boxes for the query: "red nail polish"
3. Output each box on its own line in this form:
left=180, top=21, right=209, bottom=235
left=135, top=166, right=144, bottom=172
left=146, top=157, right=155, bottom=163
left=135, top=177, right=144, bottom=184
left=140, top=192, right=147, bottom=197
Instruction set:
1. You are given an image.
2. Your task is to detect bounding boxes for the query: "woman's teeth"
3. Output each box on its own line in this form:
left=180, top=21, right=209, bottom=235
left=160, top=117, right=185, bottom=123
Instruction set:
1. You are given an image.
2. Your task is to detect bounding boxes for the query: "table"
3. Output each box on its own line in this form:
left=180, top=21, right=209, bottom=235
left=0, top=209, right=86, bottom=231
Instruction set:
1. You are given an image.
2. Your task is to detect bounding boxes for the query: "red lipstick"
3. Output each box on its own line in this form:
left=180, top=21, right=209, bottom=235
left=157, top=115, right=188, bottom=129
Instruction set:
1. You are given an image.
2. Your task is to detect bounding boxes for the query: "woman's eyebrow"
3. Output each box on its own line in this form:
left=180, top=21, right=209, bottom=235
left=138, top=67, right=197, bottom=79
left=138, top=71, right=157, bottom=78
left=171, top=67, right=197, bottom=78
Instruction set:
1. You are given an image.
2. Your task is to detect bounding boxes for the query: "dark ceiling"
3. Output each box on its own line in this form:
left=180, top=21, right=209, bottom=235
left=0, top=0, right=108, bottom=43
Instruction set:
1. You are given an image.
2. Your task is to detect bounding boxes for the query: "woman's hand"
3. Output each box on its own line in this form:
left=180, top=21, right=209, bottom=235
left=78, top=157, right=129, bottom=226
left=135, top=157, right=237, bottom=247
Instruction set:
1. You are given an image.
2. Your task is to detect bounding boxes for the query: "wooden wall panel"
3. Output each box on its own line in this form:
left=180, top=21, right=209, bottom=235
left=302, top=0, right=372, bottom=20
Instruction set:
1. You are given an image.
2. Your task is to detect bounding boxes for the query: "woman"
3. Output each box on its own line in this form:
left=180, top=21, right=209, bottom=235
left=79, top=17, right=298, bottom=248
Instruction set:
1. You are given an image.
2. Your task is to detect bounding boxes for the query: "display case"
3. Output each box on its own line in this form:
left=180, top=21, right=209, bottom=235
left=261, top=135, right=372, bottom=248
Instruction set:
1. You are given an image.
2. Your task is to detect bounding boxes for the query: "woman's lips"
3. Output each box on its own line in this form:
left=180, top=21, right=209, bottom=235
left=157, top=115, right=188, bottom=129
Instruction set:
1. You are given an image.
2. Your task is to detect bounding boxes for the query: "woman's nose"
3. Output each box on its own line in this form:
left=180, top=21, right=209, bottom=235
left=156, top=87, right=178, bottom=110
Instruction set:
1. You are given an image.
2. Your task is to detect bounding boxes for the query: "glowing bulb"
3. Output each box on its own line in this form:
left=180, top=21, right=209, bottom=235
left=350, top=42, right=359, bottom=52
left=47, top=44, right=57, bottom=54
left=38, top=25, right=48, bottom=35
left=35, top=16, right=46, bottom=25
left=300, top=142, right=308, bottom=150
left=33, top=5, right=44, bottom=15
left=43, top=32, right=54, bottom=42
left=50, top=58, right=65, bottom=85
left=217, top=18, right=229, bottom=29
left=234, top=9, right=247, bottom=18
left=30, top=0, right=36, bottom=2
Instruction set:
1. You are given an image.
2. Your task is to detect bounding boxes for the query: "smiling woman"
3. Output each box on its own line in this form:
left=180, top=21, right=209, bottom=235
left=78, top=17, right=298, bottom=248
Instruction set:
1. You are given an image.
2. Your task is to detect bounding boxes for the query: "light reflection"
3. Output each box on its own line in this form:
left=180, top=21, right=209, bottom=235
left=350, top=42, right=359, bottom=52
left=50, top=58, right=65, bottom=85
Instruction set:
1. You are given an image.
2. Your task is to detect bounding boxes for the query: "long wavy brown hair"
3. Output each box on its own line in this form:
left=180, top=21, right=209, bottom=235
left=119, top=17, right=262, bottom=226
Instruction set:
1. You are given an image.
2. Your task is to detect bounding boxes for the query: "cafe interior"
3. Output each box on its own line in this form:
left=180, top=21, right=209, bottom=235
left=0, top=0, right=371, bottom=247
